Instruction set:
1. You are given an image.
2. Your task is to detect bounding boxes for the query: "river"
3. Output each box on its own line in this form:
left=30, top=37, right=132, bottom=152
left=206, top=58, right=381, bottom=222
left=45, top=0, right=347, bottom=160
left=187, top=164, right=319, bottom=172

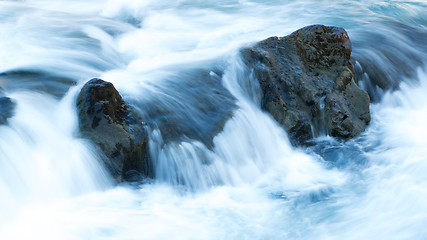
left=0, top=0, right=426, bottom=239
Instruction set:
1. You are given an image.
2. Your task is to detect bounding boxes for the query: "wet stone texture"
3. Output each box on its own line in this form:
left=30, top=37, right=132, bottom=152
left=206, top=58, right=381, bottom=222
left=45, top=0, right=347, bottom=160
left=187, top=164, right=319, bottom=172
left=77, top=78, right=152, bottom=182
left=242, top=25, right=370, bottom=145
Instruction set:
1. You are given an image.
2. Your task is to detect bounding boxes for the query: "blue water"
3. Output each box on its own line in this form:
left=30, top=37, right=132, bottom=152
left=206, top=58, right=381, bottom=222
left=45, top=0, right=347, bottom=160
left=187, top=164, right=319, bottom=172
left=0, top=0, right=426, bottom=239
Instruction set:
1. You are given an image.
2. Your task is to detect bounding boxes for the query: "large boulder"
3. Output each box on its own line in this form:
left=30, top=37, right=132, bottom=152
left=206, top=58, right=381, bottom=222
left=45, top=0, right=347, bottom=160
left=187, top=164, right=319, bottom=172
left=242, top=25, right=370, bottom=145
left=77, top=78, right=152, bottom=181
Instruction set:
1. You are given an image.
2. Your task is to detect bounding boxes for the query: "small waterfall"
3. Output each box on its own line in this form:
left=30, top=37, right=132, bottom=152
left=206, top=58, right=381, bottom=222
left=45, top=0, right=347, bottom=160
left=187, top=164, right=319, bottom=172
left=0, top=87, right=112, bottom=225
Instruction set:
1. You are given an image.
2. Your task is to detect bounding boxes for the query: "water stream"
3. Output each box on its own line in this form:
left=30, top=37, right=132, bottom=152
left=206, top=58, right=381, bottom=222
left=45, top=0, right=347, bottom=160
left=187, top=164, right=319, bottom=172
left=0, top=0, right=426, bottom=239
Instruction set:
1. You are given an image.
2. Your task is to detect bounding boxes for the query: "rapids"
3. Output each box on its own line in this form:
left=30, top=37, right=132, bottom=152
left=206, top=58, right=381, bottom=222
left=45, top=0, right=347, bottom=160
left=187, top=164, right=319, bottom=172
left=0, top=0, right=426, bottom=239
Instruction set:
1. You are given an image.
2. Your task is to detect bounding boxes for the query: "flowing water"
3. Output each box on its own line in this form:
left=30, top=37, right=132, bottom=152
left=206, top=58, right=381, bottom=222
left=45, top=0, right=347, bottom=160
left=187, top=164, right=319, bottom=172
left=0, top=0, right=427, bottom=239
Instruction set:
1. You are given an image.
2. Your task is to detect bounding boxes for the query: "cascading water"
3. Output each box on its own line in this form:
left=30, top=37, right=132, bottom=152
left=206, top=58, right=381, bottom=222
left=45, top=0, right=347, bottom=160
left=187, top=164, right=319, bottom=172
left=1, top=0, right=427, bottom=239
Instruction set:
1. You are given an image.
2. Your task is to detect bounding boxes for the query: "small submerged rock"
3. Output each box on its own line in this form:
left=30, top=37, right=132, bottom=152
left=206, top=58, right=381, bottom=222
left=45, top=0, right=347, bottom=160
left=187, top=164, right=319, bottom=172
left=0, top=96, right=16, bottom=125
left=135, top=68, right=237, bottom=149
left=242, top=25, right=370, bottom=145
left=351, top=21, right=427, bottom=102
left=0, top=70, right=76, bottom=98
left=76, top=78, right=152, bottom=181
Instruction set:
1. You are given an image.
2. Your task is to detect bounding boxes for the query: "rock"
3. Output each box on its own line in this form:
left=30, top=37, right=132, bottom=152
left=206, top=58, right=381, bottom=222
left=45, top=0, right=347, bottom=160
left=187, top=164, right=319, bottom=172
left=241, top=25, right=370, bottom=145
left=0, top=96, right=16, bottom=125
left=77, top=78, right=152, bottom=181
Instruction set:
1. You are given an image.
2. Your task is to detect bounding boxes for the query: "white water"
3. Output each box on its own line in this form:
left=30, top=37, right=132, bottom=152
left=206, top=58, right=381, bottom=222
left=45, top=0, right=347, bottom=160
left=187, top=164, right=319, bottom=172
left=0, top=0, right=427, bottom=239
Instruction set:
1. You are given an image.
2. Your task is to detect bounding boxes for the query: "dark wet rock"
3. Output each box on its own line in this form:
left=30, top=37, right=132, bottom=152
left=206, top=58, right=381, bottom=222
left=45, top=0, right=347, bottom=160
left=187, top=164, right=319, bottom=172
left=242, top=25, right=370, bottom=145
left=0, top=70, right=76, bottom=98
left=77, top=78, right=152, bottom=181
left=0, top=96, right=16, bottom=125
